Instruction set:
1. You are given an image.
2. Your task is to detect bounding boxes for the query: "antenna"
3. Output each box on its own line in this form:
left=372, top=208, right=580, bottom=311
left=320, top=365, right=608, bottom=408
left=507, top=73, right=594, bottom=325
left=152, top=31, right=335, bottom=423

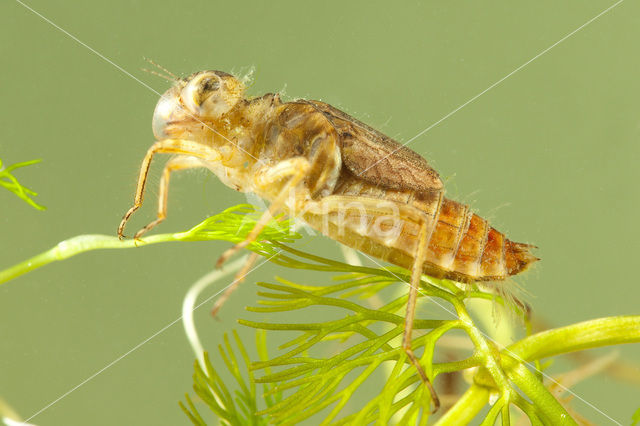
left=142, top=57, right=178, bottom=81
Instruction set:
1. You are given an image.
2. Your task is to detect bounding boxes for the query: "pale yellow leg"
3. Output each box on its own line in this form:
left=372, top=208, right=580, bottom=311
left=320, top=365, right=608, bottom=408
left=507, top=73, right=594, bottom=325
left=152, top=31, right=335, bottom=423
left=210, top=252, right=260, bottom=317
left=215, top=157, right=310, bottom=268
left=133, top=156, right=205, bottom=239
left=304, top=193, right=443, bottom=412
left=118, top=139, right=220, bottom=239
left=403, top=220, right=440, bottom=413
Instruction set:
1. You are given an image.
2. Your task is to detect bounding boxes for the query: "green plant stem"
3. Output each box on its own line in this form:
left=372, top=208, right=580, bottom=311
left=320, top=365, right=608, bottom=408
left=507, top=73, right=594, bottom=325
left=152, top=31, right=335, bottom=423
left=478, top=396, right=505, bottom=426
left=435, top=384, right=490, bottom=425
left=511, top=393, right=544, bottom=426
left=0, top=205, right=297, bottom=286
left=455, top=301, right=512, bottom=402
left=505, top=315, right=640, bottom=363
left=508, top=363, right=576, bottom=425
left=460, top=316, right=640, bottom=424
left=0, top=233, right=185, bottom=285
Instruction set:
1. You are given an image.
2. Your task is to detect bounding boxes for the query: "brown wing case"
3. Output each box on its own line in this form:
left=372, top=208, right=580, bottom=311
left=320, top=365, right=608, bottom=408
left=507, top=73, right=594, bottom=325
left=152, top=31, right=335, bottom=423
left=304, top=100, right=443, bottom=193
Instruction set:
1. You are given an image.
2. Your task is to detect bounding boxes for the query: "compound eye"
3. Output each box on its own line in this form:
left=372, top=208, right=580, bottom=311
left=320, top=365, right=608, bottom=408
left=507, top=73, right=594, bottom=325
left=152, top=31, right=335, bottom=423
left=200, top=76, right=220, bottom=93
left=181, top=72, right=225, bottom=117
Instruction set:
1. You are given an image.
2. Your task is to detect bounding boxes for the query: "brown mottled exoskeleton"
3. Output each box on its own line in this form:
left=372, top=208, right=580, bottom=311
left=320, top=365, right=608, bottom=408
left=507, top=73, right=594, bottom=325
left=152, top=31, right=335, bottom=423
left=118, top=70, right=538, bottom=412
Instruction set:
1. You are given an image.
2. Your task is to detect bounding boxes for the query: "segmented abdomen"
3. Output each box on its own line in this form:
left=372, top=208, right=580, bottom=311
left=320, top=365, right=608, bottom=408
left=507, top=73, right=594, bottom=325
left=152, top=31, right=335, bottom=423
left=302, top=173, right=537, bottom=283
left=413, top=196, right=537, bottom=282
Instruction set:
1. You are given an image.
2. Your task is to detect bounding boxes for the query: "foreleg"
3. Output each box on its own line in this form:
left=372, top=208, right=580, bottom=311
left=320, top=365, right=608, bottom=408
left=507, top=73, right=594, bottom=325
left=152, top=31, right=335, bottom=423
left=118, top=139, right=220, bottom=239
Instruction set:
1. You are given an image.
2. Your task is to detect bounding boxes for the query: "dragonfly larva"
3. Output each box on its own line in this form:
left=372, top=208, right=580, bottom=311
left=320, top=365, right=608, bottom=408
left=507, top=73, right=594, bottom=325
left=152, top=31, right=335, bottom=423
left=118, top=69, right=538, bottom=411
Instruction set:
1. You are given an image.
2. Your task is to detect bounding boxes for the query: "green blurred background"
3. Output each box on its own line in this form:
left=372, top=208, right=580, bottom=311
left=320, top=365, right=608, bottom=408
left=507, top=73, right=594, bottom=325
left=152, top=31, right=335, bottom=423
left=1, top=0, right=638, bottom=424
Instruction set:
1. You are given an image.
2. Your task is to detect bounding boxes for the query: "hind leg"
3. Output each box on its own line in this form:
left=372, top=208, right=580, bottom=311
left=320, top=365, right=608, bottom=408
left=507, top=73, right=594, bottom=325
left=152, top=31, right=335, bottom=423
left=303, top=194, right=443, bottom=412
left=403, top=220, right=440, bottom=413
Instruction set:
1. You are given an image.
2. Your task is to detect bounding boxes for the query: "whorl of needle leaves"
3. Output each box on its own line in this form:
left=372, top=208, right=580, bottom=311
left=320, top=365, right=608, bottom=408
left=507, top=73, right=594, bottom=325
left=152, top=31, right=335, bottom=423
left=179, top=207, right=640, bottom=425
left=0, top=157, right=46, bottom=210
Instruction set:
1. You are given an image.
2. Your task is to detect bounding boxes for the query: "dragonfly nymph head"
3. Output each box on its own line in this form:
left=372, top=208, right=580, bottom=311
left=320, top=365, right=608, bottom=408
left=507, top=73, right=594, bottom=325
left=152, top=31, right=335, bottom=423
left=152, top=70, right=246, bottom=140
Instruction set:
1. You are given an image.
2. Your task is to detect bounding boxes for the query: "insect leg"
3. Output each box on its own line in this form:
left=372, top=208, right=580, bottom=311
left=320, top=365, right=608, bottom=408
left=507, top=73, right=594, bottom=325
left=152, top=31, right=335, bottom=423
left=210, top=252, right=260, bottom=317
left=403, top=220, right=440, bottom=413
left=118, top=139, right=221, bottom=239
left=303, top=194, right=441, bottom=412
left=215, top=157, right=310, bottom=268
left=133, top=156, right=205, bottom=239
